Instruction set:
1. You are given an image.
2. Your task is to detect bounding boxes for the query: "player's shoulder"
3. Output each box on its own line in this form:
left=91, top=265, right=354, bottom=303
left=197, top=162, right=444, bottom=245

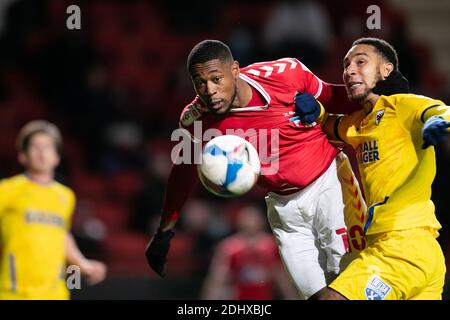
left=53, top=181, right=76, bottom=201
left=344, top=109, right=366, bottom=124
left=242, top=57, right=301, bottom=70
left=220, top=235, right=246, bottom=252
left=180, top=96, right=208, bottom=128
left=241, top=57, right=306, bottom=80
left=258, top=234, right=277, bottom=248
left=0, top=174, right=28, bottom=190
left=386, top=93, right=445, bottom=109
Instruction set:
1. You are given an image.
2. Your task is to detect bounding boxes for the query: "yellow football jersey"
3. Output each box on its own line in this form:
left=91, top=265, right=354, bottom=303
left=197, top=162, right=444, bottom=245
left=0, top=174, right=75, bottom=299
left=330, top=94, right=447, bottom=235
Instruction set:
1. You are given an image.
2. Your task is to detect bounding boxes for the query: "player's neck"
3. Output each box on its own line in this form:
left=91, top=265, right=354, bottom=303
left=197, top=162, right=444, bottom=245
left=241, top=231, right=263, bottom=240
left=24, top=170, right=55, bottom=185
left=361, top=93, right=380, bottom=115
left=233, top=78, right=253, bottom=108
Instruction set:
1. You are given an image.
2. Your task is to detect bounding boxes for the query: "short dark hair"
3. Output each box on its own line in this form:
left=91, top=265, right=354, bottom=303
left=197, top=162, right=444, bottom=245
left=352, top=37, right=399, bottom=71
left=17, top=120, right=62, bottom=153
left=187, top=40, right=234, bottom=72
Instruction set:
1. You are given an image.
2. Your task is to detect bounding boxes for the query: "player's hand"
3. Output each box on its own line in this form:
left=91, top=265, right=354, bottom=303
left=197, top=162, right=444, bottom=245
left=422, top=116, right=450, bottom=149
left=294, top=92, right=321, bottom=124
left=81, top=260, right=107, bottom=285
left=145, top=229, right=175, bottom=278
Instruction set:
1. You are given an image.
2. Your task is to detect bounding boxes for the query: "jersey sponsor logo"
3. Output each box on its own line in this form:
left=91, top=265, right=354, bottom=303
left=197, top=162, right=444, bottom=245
left=358, top=140, right=379, bottom=164
left=364, top=275, right=392, bottom=300
left=375, top=109, right=385, bottom=125
left=25, top=210, right=65, bottom=228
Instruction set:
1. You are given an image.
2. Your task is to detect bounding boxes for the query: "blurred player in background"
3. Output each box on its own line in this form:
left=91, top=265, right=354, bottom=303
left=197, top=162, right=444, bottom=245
left=295, top=37, right=449, bottom=300
left=200, top=205, right=297, bottom=300
left=0, top=120, right=107, bottom=300
left=145, top=40, right=366, bottom=299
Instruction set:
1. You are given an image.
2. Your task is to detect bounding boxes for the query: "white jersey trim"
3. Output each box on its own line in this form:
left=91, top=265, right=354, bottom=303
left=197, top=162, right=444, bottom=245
left=230, top=73, right=271, bottom=112
left=314, top=78, right=323, bottom=99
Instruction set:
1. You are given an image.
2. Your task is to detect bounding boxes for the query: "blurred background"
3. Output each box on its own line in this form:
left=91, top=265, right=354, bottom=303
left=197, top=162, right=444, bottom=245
left=0, top=0, right=449, bottom=299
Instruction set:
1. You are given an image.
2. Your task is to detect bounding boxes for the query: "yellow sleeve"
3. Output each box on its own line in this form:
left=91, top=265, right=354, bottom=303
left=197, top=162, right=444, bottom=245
left=317, top=101, right=326, bottom=123
left=0, top=179, right=10, bottom=217
left=395, top=95, right=447, bottom=133
left=316, top=102, right=344, bottom=143
left=320, top=113, right=346, bottom=144
left=422, top=105, right=450, bottom=123
left=319, top=105, right=365, bottom=145
left=65, top=189, right=76, bottom=231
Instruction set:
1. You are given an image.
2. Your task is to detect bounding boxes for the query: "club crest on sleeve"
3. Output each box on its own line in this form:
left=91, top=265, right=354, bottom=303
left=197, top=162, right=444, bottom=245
left=375, top=109, right=385, bottom=125
left=364, top=275, right=391, bottom=300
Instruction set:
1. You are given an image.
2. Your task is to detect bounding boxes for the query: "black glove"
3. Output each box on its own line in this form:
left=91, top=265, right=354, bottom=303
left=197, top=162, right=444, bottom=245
left=145, top=229, right=175, bottom=277
left=422, top=116, right=450, bottom=149
left=294, top=92, right=321, bottom=124
left=372, top=70, right=409, bottom=96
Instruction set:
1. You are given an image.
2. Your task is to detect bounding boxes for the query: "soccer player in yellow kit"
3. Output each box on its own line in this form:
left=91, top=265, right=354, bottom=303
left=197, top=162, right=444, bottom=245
left=0, top=121, right=107, bottom=299
left=294, top=37, right=449, bottom=300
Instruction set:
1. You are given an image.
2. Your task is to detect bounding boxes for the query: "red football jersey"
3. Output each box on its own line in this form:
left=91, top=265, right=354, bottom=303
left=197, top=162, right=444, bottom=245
left=216, top=234, right=280, bottom=300
left=179, top=58, right=337, bottom=193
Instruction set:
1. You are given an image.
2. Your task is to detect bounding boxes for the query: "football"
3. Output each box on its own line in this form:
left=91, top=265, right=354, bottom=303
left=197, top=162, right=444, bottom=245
left=198, top=135, right=261, bottom=198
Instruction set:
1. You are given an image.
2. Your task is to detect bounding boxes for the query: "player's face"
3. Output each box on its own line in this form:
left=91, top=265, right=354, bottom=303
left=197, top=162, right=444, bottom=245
left=236, top=207, right=265, bottom=236
left=190, top=59, right=239, bottom=115
left=19, top=133, right=60, bottom=175
left=343, top=44, right=392, bottom=104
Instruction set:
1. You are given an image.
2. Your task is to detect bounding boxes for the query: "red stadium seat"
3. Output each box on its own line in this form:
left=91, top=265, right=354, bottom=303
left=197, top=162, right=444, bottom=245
left=108, top=171, right=145, bottom=202
left=71, top=171, right=108, bottom=201
left=101, top=231, right=151, bottom=276
left=93, top=200, right=128, bottom=233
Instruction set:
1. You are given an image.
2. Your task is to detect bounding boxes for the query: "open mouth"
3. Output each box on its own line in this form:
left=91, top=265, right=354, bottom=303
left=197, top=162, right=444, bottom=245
left=347, top=82, right=363, bottom=89
left=210, top=100, right=223, bottom=110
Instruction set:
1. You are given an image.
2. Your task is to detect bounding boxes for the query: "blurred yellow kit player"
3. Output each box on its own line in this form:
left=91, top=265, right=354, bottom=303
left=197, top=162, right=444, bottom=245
left=0, top=121, right=106, bottom=299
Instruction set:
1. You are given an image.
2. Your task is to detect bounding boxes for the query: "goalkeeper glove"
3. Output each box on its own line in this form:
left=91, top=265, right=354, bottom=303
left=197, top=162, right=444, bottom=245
left=294, top=92, right=321, bottom=124
left=372, top=70, right=410, bottom=96
left=422, top=116, right=450, bottom=149
left=145, top=228, right=175, bottom=277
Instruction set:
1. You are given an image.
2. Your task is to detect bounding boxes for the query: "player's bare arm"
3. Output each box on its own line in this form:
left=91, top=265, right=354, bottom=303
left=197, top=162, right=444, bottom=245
left=66, top=233, right=107, bottom=285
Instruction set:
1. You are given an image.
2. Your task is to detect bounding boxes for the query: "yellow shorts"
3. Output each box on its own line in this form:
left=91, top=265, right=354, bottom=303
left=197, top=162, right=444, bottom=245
left=329, top=227, right=446, bottom=300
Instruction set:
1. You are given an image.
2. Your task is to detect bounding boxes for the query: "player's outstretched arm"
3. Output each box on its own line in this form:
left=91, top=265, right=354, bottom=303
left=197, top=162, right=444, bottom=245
left=145, top=158, right=198, bottom=278
left=294, top=92, right=347, bottom=143
left=66, top=233, right=107, bottom=285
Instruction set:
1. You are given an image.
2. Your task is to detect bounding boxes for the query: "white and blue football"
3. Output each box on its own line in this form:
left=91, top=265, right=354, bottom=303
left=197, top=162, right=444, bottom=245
left=198, top=135, right=261, bottom=197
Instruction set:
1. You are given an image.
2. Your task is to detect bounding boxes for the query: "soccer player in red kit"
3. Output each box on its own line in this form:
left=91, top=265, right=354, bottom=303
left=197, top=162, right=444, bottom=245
left=145, top=40, right=365, bottom=299
left=201, top=206, right=297, bottom=300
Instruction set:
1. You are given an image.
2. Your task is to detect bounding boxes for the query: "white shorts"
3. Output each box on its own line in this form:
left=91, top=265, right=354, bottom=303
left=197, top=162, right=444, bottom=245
left=265, top=157, right=349, bottom=299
